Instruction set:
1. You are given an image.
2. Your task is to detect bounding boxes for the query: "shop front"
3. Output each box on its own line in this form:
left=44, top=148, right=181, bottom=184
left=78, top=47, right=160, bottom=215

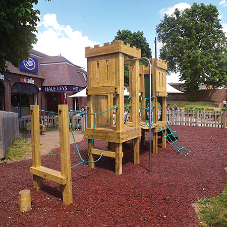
left=42, top=85, right=82, bottom=113
left=11, top=82, right=38, bottom=117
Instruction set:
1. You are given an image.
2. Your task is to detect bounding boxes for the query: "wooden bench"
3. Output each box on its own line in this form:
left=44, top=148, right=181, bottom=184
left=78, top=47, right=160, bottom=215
left=25, top=122, right=46, bottom=134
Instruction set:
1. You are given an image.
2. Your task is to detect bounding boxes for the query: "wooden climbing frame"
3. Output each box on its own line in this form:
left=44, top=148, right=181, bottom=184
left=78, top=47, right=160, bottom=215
left=85, top=40, right=141, bottom=175
left=30, top=105, right=73, bottom=205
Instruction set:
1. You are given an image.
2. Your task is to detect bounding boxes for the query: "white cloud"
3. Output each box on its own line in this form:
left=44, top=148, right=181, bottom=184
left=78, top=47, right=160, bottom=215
left=223, top=23, right=227, bottom=36
left=159, top=3, right=191, bottom=17
left=219, top=0, right=227, bottom=7
left=33, top=13, right=99, bottom=70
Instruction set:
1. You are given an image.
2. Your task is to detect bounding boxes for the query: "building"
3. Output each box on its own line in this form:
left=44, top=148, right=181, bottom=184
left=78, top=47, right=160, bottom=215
left=0, top=49, right=87, bottom=117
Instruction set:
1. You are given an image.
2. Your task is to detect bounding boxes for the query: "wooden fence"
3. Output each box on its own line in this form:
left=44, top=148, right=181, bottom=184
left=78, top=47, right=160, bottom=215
left=167, top=110, right=227, bottom=128
left=19, top=114, right=87, bottom=131
left=0, top=111, right=19, bottom=158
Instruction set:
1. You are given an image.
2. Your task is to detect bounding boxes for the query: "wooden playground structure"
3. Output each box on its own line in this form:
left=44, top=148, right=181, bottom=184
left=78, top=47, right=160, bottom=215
left=29, top=40, right=169, bottom=205
left=85, top=40, right=168, bottom=175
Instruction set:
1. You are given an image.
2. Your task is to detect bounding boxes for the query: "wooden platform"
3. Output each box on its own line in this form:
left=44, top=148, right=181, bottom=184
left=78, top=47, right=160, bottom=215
left=86, top=124, right=141, bottom=143
left=139, top=121, right=168, bottom=132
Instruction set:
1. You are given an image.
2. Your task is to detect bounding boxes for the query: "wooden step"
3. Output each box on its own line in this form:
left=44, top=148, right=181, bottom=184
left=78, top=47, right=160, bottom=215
left=30, top=166, right=66, bottom=185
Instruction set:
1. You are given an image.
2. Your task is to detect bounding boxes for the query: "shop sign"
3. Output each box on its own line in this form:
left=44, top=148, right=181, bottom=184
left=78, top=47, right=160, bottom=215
left=42, top=86, right=82, bottom=92
left=20, top=57, right=38, bottom=73
left=20, top=78, right=34, bottom=84
left=0, top=73, right=4, bottom=80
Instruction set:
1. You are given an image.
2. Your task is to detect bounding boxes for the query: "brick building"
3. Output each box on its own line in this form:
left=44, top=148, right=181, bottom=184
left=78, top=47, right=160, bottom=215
left=0, top=49, right=87, bottom=117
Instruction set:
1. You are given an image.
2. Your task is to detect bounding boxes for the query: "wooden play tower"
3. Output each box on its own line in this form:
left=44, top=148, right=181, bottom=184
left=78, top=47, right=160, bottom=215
left=138, top=60, right=168, bottom=153
left=85, top=40, right=141, bottom=175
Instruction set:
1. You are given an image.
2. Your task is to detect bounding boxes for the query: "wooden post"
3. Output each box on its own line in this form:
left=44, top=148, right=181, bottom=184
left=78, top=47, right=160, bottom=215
left=141, top=131, right=145, bottom=146
left=19, top=190, right=31, bottom=212
left=153, top=132, right=158, bottom=153
left=162, top=97, right=166, bottom=149
left=88, top=139, right=95, bottom=168
left=59, top=105, right=73, bottom=205
left=131, top=60, right=140, bottom=164
left=115, top=143, right=122, bottom=175
left=30, top=105, right=42, bottom=189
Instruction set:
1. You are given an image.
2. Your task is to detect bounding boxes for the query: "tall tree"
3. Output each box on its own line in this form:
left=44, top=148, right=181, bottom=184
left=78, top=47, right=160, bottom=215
left=0, top=0, right=41, bottom=73
left=156, top=3, right=227, bottom=101
left=113, top=29, right=152, bottom=84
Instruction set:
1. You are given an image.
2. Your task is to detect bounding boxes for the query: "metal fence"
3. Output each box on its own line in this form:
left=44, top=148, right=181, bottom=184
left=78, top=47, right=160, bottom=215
left=167, top=110, right=227, bottom=128
left=0, top=111, right=19, bottom=158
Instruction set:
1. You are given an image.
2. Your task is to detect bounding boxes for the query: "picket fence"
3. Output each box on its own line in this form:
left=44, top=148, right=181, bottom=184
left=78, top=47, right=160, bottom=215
left=19, top=114, right=87, bottom=131
left=167, top=110, right=227, bottom=128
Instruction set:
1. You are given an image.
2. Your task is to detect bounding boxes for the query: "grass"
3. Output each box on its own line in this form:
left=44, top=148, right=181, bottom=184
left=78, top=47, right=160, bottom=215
left=198, top=175, right=227, bottom=227
left=5, top=134, right=32, bottom=160
left=167, top=101, right=219, bottom=110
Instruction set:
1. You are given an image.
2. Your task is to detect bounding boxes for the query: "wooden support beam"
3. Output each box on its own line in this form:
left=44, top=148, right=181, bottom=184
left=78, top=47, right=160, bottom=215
left=59, top=105, right=73, bottom=205
left=88, top=139, right=95, bottom=168
left=162, top=130, right=167, bottom=149
left=91, top=148, right=117, bottom=158
left=115, top=143, right=123, bottom=175
left=30, top=105, right=42, bottom=189
left=30, top=166, right=66, bottom=185
left=141, top=130, right=146, bottom=146
left=134, top=137, right=140, bottom=165
left=153, top=132, right=158, bottom=154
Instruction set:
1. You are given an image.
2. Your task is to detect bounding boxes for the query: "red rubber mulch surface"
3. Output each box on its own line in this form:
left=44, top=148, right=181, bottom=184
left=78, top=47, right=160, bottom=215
left=1, top=126, right=227, bottom=226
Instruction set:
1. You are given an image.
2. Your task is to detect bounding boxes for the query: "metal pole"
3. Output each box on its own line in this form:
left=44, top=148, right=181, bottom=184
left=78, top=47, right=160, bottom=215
left=125, top=57, right=152, bottom=172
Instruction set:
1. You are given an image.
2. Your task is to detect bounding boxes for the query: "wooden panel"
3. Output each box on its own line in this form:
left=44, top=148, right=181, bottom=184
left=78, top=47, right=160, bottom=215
left=143, top=66, right=153, bottom=75
left=156, top=91, right=168, bottom=97
left=86, top=86, right=117, bottom=95
left=91, top=148, right=116, bottom=158
left=30, top=166, right=66, bottom=185
left=86, top=126, right=141, bottom=143
left=85, top=40, right=141, bottom=58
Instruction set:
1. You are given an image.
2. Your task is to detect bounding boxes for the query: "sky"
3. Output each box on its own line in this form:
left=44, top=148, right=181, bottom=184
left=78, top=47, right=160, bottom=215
left=33, top=0, right=227, bottom=83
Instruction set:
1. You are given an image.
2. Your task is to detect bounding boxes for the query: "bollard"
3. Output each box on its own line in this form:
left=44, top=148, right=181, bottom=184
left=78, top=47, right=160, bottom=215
left=19, top=189, right=31, bottom=212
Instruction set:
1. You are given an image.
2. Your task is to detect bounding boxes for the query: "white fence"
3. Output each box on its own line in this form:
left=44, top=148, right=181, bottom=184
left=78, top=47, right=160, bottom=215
left=167, top=110, right=226, bottom=128
left=19, top=114, right=87, bottom=131
left=0, top=111, right=19, bottom=158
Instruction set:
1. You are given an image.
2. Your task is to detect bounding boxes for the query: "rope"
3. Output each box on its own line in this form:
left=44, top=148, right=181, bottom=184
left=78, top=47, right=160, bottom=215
left=70, top=106, right=118, bottom=168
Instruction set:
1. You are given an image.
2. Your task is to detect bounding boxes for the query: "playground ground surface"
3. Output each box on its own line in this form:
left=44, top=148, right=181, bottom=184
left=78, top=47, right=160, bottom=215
left=1, top=126, right=227, bottom=226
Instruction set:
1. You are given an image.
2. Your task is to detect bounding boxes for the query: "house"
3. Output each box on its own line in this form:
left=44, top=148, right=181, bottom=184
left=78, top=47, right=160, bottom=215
left=0, top=49, right=87, bottom=117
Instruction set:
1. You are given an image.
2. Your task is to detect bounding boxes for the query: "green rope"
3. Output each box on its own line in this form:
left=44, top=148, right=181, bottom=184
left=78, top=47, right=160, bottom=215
left=39, top=109, right=58, bottom=115
left=70, top=114, right=103, bottom=169
left=70, top=106, right=118, bottom=168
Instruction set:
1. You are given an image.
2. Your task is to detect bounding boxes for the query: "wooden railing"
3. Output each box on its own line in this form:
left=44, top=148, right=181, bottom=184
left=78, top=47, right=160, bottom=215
left=167, top=110, right=227, bottom=128
left=19, top=114, right=87, bottom=131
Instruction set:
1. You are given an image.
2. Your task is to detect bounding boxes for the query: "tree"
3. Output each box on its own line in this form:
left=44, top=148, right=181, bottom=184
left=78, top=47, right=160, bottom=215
left=0, top=0, right=41, bottom=73
left=113, top=29, right=152, bottom=84
left=156, top=3, right=227, bottom=101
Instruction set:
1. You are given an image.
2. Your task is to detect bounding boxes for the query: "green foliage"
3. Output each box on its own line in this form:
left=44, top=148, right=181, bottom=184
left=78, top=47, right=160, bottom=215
left=0, top=0, right=41, bottom=73
left=198, top=176, right=227, bottom=227
left=113, top=29, right=152, bottom=85
left=156, top=3, right=227, bottom=101
left=5, top=134, right=31, bottom=159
